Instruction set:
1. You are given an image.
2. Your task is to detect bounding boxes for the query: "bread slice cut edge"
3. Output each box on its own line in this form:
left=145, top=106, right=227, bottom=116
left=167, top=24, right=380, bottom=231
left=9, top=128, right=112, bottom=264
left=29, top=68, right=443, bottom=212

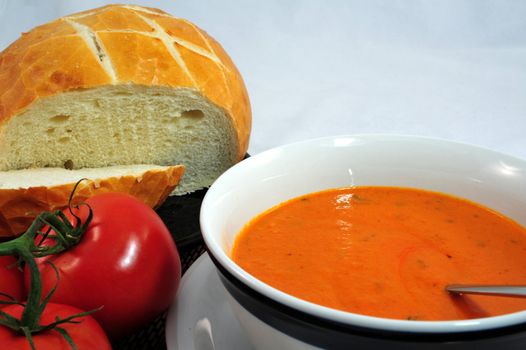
left=0, top=85, right=239, bottom=196
left=0, top=164, right=185, bottom=237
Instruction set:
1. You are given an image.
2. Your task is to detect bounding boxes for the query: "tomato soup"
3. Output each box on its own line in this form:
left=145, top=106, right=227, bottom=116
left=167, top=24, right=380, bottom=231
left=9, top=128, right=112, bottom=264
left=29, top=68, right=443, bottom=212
left=231, top=187, right=526, bottom=321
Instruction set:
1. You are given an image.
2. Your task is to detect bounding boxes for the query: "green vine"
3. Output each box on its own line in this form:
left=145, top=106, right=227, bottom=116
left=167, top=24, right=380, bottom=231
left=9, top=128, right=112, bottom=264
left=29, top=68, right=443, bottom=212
left=0, top=180, right=98, bottom=349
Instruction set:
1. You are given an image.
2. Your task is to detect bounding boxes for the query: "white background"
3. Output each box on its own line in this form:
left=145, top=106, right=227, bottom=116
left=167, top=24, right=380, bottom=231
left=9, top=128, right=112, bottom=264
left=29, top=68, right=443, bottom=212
left=1, top=0, right=525, bottom=159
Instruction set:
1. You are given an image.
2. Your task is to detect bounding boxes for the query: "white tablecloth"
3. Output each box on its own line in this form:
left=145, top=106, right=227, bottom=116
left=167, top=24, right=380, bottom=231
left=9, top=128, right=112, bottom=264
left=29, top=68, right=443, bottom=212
left=1, top=0, right=525, bottom=159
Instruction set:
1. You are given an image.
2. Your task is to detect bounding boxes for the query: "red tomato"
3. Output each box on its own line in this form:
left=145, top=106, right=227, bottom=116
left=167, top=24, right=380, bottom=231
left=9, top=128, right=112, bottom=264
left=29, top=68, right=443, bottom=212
left=25, top=193, right=181, bottom=339
left=0, top=256, right=24, bottom=307
left=0, top=303, right=111, bottom=349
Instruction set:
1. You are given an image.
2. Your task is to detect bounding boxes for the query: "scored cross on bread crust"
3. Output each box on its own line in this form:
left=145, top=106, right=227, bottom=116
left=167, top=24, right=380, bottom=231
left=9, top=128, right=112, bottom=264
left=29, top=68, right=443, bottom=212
left=0, top=5, right=252, bottom=236
left=0, top=4, right=251, bottom=161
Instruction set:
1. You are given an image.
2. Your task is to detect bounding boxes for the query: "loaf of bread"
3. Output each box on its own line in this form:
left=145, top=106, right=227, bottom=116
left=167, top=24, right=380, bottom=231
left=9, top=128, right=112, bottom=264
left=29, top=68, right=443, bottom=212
left=0, top=4, right=251, bottom=235
left=0, top=165, right=185, bottom=237
left=0, top=4, right=251, bottom=194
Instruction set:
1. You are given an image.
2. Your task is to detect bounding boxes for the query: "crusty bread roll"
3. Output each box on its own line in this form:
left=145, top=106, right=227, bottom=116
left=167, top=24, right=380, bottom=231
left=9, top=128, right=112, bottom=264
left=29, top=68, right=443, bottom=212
left=0, top=164, right=185, bottom=237
left=0, top=4, right=251, bottom=195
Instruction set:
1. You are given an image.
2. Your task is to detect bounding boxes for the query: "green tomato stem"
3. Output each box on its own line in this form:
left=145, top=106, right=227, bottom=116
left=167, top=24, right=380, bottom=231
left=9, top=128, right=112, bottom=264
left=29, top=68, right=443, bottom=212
left=0, top=200, right=92, bottom=334
left=0, top=216, right=46, bottom=330
left=19, top=249, right=42, bottom=329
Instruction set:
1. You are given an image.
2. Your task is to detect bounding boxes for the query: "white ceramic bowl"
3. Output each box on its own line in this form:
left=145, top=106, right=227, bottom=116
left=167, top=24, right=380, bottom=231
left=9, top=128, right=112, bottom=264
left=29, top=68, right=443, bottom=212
left=200, top=135, right=526, bottom=349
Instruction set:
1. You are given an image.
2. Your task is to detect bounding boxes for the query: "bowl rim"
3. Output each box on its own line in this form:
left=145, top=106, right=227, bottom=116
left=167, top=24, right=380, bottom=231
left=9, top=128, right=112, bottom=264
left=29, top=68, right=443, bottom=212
left=200, top=134, right=526, bottom=334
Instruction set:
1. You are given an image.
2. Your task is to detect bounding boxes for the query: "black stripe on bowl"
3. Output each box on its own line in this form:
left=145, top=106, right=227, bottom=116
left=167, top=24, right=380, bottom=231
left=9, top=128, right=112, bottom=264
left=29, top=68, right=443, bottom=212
left=207, top=252, right=526, bottom=350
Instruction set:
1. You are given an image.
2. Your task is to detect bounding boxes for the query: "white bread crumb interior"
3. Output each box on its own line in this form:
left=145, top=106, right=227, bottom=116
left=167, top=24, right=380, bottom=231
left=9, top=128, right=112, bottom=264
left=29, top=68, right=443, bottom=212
left=0, top=85, right=238, bottom=194
left=0, top=164, right=174, bottom=189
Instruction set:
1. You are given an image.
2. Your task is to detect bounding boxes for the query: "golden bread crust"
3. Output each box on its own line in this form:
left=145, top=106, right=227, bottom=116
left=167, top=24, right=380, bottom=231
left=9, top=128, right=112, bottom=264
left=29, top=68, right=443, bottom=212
left=0, top=165, right=185, bottom=237
left=0, top=4, right=251, bottom=160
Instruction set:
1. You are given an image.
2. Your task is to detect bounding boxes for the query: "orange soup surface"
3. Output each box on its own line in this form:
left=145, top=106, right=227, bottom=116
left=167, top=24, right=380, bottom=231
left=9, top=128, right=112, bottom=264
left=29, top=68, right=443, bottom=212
left=232, top=187, right=526, bottom=321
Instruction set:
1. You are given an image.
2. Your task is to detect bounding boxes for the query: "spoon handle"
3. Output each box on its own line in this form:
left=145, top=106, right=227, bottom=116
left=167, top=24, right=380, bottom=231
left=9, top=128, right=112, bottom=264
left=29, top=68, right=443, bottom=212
left=446, top=285, right=526, bottom=298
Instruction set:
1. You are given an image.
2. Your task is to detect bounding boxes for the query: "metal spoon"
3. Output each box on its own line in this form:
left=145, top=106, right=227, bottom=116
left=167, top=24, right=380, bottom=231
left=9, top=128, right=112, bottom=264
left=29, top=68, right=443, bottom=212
left=446, top=285, right=526, bottom=298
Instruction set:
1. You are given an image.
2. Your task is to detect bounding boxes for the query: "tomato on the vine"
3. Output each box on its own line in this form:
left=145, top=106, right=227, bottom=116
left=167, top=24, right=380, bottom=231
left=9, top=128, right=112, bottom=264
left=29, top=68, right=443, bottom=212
left=25, top=192, right=182, bottom=339
left=0, top=303, right=111, bottom=349
left=0, top=256, right=24, bottom=306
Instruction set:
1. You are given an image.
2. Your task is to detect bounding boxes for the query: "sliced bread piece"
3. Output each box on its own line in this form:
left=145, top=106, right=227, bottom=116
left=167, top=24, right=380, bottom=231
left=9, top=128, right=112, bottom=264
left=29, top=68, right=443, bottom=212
left=0, top=164, right=184, bottom=237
